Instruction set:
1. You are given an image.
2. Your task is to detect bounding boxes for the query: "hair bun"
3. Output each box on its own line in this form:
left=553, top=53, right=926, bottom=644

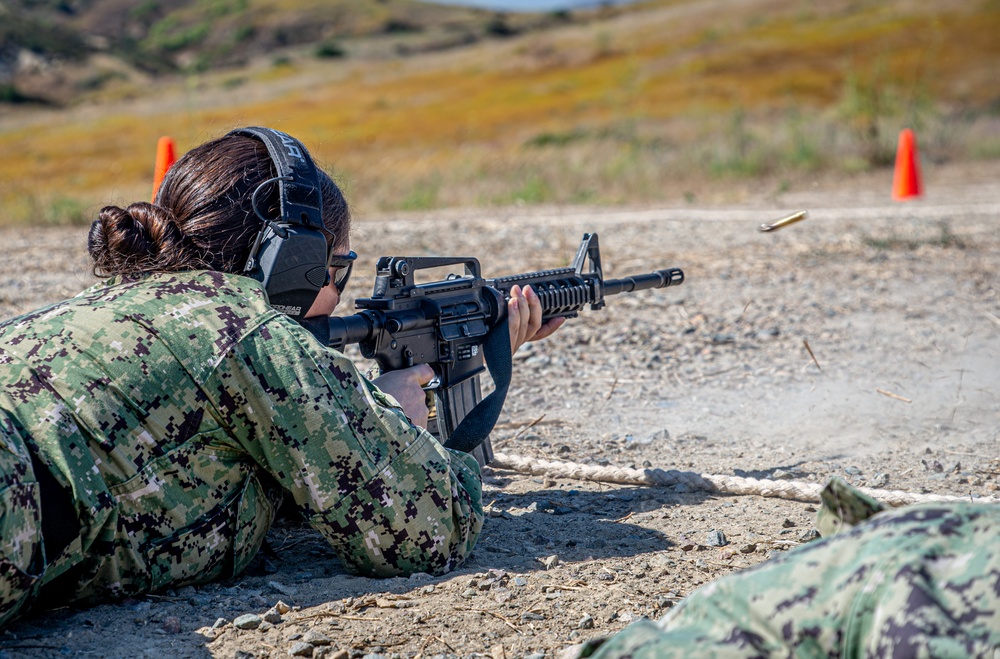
left=88, top=203, right=189, bottom=277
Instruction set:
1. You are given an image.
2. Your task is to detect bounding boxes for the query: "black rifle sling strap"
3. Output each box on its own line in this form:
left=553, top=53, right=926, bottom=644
left=442, top=319, right=512, bottom=454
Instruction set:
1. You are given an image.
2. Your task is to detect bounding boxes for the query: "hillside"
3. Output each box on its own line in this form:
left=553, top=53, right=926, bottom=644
left=1, top=0, right=999, bottom=224
left=0, top=0, right=600, bottom=105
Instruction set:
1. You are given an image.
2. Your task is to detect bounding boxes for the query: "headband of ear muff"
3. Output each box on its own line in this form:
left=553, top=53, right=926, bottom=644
left=227, top=126, right=330, bottom=321
left=228, top=126, right=324, bottom=229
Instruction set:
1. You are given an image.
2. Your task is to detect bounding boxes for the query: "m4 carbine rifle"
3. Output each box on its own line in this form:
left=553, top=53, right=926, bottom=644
left=301, top=233, right=684, bottom=467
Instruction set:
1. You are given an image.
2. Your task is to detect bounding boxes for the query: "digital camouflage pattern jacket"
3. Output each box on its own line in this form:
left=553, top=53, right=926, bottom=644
left=0, top=271, right=483, bottom=623
left=575, top=478, right=1000, bottom=658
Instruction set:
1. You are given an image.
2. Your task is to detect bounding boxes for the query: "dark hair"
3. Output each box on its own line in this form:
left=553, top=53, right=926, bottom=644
left=88, top=132, right=350, bottom=278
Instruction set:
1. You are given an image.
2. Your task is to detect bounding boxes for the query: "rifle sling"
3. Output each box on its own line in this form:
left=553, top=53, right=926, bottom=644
left=442, top=320, right=511, bottom=454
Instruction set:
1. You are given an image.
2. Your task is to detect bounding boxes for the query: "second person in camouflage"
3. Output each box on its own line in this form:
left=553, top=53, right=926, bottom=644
left=567, top=479, right=1000, bottom=658
left=0, top=128, right=563, bottom=627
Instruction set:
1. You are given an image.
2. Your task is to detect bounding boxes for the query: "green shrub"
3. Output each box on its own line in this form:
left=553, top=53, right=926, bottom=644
left=315, top=40, right=346, bottom=59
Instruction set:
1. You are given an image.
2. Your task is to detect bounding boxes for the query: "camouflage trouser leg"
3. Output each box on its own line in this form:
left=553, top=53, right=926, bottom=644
left=586, top=502, right=1000, bottom=659
left=0, top=419, right=43, bottom=627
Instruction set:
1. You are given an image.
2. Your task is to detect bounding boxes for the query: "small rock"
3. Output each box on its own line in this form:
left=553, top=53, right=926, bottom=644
left=868, top=473, right=889, bottom=488
left=781, top=518, right=796, bottom=528
left=233, top=614, right=262, bottom=630
left=771, top=469, right=793, bottom=480
left=274, top=600, right=292, bottom=614
left=288, top=641, right=314, bottom=657
left=512, top=576, right=528, bottom=587
left=654, top=594, right=676, bottom=609
left=799, top=529, right=821, bottom=543
left=420, top=584, right=435, bottom=595
left=461, top=588, right=477, bottom=598
left=162, top=616, right=182, bottom=634
left=540, top=501, right=575, bottom=515
left=922, top=459, right=944, bottom=473
left=739, top=544, right=757, bottom=554
left=705, top=530, right=727, bottom=547
left=303, top=631, right=332, bottom=646
left=212, top=617, right=228, bottom=629
left=312, top=649, right=338, bottom=659
left=262, top=608, right=283, bottom=624
left=521, top=611, right=545, bottom=621
left=577, top=613, right=594, bottom=629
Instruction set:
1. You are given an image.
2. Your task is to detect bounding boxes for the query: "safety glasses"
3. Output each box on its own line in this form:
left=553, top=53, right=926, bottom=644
left=327, top=250, right=357, bottom=293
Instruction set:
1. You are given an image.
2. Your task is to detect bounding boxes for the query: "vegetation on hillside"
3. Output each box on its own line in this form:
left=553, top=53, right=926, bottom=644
left=1, top=0, right=586, bottom=100
left=1, top=0, right=998, bottom=224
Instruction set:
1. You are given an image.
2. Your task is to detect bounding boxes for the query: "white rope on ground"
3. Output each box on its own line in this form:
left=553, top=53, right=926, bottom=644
left=490, top=452, right=1000, bottom=507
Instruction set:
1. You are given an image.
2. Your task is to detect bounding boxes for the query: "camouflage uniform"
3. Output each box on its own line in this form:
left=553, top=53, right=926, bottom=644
left=580, top=479, right=1000, bottom=658
left=0, top=271, right=483, bottom=627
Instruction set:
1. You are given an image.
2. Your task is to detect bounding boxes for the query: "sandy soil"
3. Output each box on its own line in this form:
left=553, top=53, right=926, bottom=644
left=0, top=165, right=998, bottom=658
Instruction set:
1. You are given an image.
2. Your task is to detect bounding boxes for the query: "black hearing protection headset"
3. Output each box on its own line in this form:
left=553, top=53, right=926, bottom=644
left=227, top=126, right=330, bottom=321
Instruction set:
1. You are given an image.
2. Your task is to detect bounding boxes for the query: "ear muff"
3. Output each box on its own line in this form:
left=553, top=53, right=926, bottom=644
left=227, top=126, right=329, bottom=321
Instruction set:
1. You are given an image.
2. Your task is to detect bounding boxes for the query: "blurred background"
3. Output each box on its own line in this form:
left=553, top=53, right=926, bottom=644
left=1, top=0, right=998, bottom=225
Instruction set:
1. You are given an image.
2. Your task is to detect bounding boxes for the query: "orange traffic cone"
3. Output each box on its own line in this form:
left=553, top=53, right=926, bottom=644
left=151, top=136, right=176, bottom=203
left=891, top=128, right=922, bottom=201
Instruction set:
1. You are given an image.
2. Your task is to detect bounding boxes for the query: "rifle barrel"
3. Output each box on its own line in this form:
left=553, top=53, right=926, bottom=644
left=603, top=268, right=684, bottom=296
left=319, top=312, right=379, bottom=350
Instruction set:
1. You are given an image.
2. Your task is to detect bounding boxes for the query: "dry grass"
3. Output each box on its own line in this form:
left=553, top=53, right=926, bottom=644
left=1, top=0, right=999, bottom=224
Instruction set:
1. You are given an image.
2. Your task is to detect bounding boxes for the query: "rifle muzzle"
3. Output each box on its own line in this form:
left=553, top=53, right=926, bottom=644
left=603, top=268, right=684, bottom=296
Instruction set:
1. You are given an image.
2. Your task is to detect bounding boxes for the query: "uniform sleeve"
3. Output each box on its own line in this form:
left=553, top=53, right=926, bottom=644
left=205, top=315, right=484, bottom=577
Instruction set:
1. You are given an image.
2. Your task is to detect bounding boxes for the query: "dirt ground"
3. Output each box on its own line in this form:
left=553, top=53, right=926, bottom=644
left=0, top=163, right=998, bottom=658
